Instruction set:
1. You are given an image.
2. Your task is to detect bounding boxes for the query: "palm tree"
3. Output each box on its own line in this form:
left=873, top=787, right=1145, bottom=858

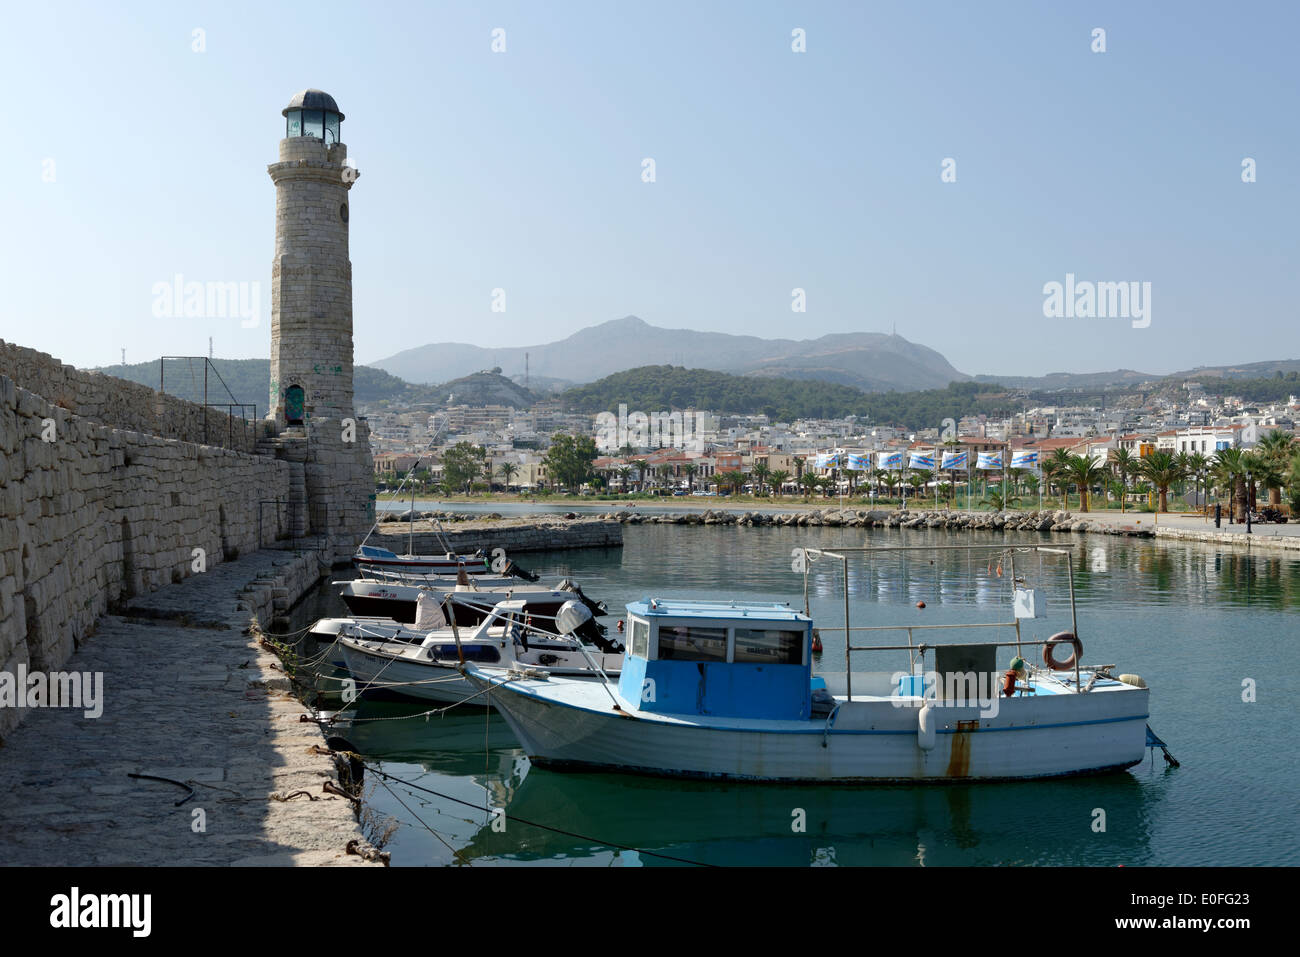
left=752, top=462, right=771, bottom=496
left=682, top=463, right=697, bottom=493
left=1064, top=454, right=1109, bottom=512
left=981, top=488, right=1020, bottom=511
left=1256, top=430, right=1297, bottom=507
left=616, top=465, right=633, bottom=492
left=1139, top=450, right=1186, bottom=514
left=496, top=461, right=518, bottom=493
left=633, top=459, right=650, bottom=492
left=722, top=471, right=746, bottom=496
left=1110, top=448, right=1136, bottom=513
left=799, top=471, right=819, bottom=499
left=1212, top=448, right=1250, bottom=522
left=768, top=469, right=790, bottom=498
left=1186, top=451, right=1209, bottom=513
left=910, top=469, right=934, bottom=505
left=1045, top=448, right=1074, bottom=509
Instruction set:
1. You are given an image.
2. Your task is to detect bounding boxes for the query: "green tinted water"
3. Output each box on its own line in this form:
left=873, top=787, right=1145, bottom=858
left=298, top=524, right=1300, bottom=866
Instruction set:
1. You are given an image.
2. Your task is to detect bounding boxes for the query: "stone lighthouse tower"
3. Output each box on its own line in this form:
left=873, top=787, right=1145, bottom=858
left=266, top=89, right=373, bottom=557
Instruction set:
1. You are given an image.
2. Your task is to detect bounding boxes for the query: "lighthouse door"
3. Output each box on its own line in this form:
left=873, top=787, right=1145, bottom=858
left=285, top=385, right=305, bottom=425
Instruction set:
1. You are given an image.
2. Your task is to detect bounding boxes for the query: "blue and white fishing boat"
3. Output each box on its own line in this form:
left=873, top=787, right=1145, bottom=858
left=464, top=544, right=1167, bottom=783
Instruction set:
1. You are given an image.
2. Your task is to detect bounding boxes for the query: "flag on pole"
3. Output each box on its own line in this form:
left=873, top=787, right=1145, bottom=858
left=940, top=450, right=968, bottom=470
left=877, top=451, right=902, bottom=469
left=976, top=451, right=1004, bottom=470
left=908, top=450, right=936, bottom=469
left=846, top=453, right=869, bottom=471
left=1010, top=450, right=1039, bottom=468
left=814, top=452, right=840, bottom=469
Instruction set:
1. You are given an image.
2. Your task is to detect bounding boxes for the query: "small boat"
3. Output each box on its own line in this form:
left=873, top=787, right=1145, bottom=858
left=333, top=600, right=622, bottom=706
left=337, top=577, right=613, bottom=648
left=464, top=545, right=1159, bottom=783
left=353, top=545, right=538, bottom=580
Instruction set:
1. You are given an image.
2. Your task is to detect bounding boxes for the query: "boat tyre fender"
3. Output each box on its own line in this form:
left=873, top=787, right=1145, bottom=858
left=1043, top=631, right=1082, bottom=671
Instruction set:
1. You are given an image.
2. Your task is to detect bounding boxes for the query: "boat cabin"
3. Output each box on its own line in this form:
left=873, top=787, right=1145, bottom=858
left=618, top=599, right=813, bottom=720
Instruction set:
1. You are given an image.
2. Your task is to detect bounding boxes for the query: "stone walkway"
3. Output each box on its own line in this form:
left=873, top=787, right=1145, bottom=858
left=1075, top=509, right=1300, bottom=550
left=0, top=550, right=376, bottom=866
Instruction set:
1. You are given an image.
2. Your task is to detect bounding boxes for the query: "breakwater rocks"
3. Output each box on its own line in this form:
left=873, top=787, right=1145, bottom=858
left=595, top=507, right=1156, bottom=536
left=376, top=516, right=623, bottom=554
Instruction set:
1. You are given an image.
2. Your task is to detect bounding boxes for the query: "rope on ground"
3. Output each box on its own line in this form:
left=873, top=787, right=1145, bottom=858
left=352, top=758, right=716, bottom=867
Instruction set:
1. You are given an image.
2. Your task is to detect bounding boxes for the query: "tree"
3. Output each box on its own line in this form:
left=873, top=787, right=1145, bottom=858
left=981, top=488, right=1020, bottom=511
left=496, top=461, right=519, bottom=492
left=1256, top=430, right=1297, bottom=507
left=1045, top=448, right=1074, bottom=509
left=1186, top=451, right=1210, bottom=513
left=1065, top=454, right=1110, bottom=512
left=442, top=442, right=485, bottom=495
left=752, top=462, right=771, bottom=495
left=1110, top=448, right=1136, bottom=513
left=616, top=465, right=633, bottom=491
left=683, top=463, right=697, bottom=492
left=1211, top=448, right=1250, bottom=522
left=1138, top=450, right=1186, bottom=514
left=768, top=469, right=790, bottom=498
left=633, top=459, right=650, bottom=492
left=543, top=433, right=599, bottom=492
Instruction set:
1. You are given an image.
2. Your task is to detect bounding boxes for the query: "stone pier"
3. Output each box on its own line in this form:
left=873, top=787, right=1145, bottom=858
left=0, top=548, right=380, bottom=866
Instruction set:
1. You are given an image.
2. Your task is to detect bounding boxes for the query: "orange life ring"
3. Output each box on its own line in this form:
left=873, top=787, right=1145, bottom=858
left=1043, top=631, right=1082, bottom=670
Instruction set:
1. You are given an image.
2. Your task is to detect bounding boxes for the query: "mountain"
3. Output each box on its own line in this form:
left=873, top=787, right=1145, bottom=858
left=434, top=370, right=537, bottom=407
left=974, top=358, right=1300, bottom=392
left=368, top=316, right=969, bottom=393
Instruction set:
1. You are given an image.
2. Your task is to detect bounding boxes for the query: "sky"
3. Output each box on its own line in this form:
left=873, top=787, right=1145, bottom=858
left=3, top=0, right=1298, bottom=381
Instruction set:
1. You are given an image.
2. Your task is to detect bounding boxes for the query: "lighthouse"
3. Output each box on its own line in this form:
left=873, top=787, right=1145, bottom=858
left=266, top=89, right=373, bottom=554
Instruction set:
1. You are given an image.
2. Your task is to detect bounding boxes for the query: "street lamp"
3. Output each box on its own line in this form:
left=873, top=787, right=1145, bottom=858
left=1246, top=470, right=1252, bottom=535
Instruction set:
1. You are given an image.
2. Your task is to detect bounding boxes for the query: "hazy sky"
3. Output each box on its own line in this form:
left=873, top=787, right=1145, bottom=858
left=4, top=1, right=1297, bottom=381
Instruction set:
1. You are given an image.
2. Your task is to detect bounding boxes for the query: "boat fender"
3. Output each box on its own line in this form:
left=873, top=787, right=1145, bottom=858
left=811, top=629, right=823, bottom=654
left=1118, top=673, right=1147, bottom=688
left=918, top=704, right=937, bottom=751
left=1043, top=632, right=1082, bottom=670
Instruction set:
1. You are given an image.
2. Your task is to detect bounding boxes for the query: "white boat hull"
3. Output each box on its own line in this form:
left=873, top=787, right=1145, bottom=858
left=469, top=673, right=1150, bottom=783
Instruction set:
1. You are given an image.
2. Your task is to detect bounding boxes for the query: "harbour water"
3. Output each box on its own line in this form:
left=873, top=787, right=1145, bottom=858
left=292, top=523, right=1300, bottom=866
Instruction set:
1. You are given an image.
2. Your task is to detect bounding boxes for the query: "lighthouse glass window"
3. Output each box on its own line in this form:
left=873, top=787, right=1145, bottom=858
left=325, top=113, right=340, bottom=144
left=285, top=110, right=302, bottom=137
left=303, top=110, right=324, bottom=140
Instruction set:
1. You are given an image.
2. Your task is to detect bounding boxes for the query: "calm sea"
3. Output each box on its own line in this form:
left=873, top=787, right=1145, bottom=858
left=290, top=523, right=1300, bottom=866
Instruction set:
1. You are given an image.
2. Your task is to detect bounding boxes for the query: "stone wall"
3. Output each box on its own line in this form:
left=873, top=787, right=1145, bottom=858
left=0, top=339, right=259, bottom=451
left=0, top=367, right=299, bottom=739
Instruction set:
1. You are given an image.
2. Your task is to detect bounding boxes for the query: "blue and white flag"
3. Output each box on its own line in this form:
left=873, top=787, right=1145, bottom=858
left=909, top=450, right=936, bottom=470
left=1010, top=450, right=1039, bottom=468
left=940, top=450, right=968, bottom=470
left=877, top=451, right=903, bottom=470
left=976, top=451, right=1003, bottom=470
left=846, top=453, right=869, bottom=471
left=814, top=452, right=840, bottom=469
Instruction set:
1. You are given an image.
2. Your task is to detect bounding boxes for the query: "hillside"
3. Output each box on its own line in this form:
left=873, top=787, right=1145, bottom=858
left=369, top=316, right=969, bottom=392
left=89, top=358, right=418, bottom=408
left=561, top=365, right=1017, bottom=429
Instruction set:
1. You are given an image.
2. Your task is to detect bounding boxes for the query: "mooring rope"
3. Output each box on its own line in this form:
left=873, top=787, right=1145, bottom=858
left=354, top=759, right=715, bottom=867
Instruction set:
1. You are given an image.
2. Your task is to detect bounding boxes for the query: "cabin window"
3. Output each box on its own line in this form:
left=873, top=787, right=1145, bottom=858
left=733, top=627, right=804, bottom=665
left=630, top=619, right=649, bottom=657
left=658, top=625, right=727, bottom=662
left=429, top=644, right=501, bottom=663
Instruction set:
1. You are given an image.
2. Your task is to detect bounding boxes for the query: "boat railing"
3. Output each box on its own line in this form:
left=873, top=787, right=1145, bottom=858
left=798, top=543, right=1083, bottom=699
